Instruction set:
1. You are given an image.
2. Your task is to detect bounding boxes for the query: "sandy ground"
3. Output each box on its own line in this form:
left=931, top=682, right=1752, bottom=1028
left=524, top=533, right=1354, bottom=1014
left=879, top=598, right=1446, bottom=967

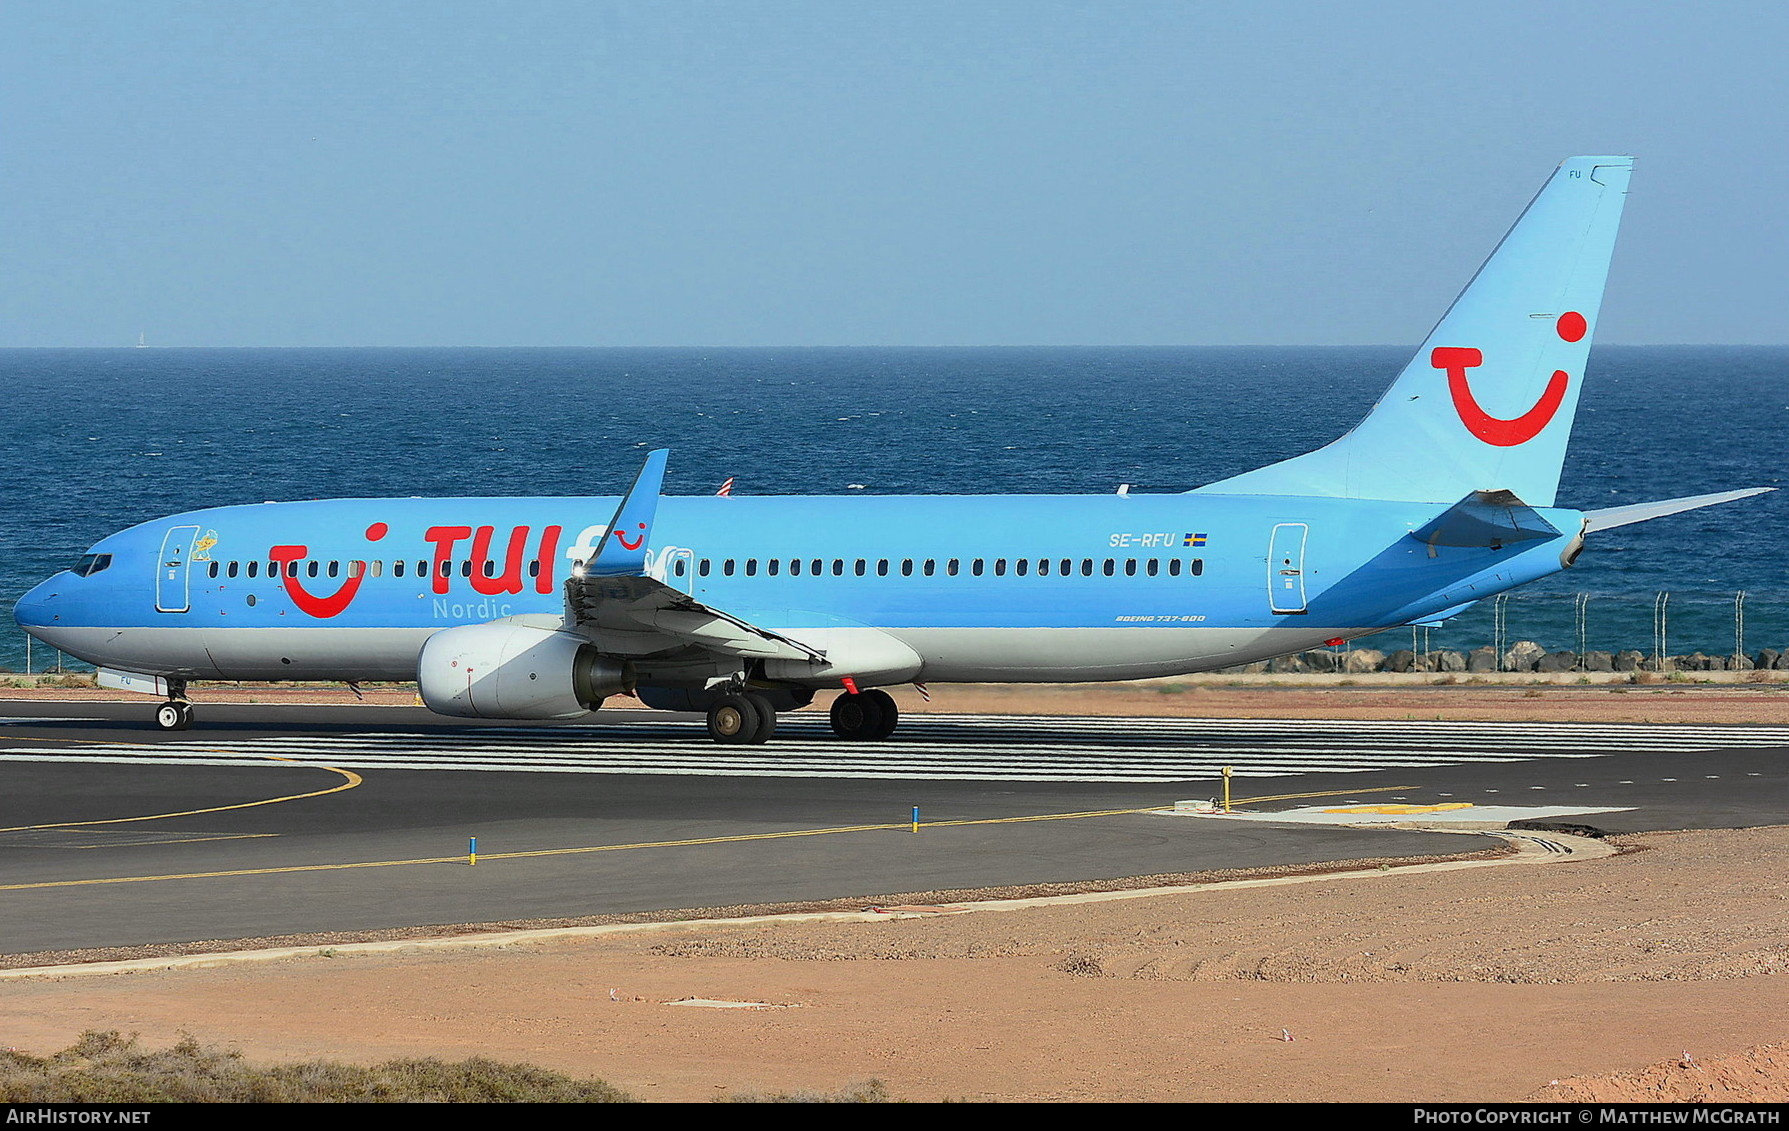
left=5, top=681, right=1789, bottom=1102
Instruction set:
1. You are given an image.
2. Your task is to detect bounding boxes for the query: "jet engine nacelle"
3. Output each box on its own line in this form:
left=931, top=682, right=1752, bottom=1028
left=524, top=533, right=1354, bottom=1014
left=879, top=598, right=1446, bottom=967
left=417, top=622, right=629, bottom=720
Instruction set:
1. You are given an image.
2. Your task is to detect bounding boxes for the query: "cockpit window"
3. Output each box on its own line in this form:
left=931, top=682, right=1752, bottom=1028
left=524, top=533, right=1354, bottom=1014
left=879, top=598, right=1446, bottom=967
left=73, top=553, right=113, bottom=577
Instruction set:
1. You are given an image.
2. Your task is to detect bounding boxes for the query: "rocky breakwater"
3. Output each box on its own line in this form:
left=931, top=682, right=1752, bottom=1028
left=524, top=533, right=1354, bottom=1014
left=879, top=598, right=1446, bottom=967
left=1220, top=644, right=1789, bottom=676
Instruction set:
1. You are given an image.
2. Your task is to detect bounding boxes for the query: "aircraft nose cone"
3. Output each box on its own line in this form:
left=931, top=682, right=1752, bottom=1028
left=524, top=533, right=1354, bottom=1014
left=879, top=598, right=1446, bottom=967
left=13, top=577, right=57, bottom=632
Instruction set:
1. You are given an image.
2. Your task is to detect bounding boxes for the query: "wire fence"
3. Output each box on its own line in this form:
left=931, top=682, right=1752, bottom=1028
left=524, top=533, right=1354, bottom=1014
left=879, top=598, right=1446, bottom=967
left=1351, top=589, right=1788, bottom=672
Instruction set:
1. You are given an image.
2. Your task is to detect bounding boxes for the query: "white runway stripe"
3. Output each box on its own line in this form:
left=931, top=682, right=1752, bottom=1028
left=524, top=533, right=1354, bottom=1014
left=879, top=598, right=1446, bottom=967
left=1, top=714, right=1782, bottom=782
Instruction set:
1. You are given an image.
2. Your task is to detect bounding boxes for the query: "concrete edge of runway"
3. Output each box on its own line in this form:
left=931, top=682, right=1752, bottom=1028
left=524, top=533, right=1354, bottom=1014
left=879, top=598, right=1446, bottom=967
left=0, top=826, right=1610, bottom=981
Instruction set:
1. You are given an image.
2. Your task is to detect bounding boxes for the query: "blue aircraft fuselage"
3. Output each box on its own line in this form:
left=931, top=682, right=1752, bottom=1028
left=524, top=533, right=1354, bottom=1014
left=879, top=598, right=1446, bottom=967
left=16, top=491, right=1580, bottom=684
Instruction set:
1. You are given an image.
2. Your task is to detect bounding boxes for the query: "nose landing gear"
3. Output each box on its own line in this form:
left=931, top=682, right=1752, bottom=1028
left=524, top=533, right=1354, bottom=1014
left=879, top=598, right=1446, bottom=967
left=153, top=677, right=192, bottom=731
left=154, top=700, right=193, bottom=731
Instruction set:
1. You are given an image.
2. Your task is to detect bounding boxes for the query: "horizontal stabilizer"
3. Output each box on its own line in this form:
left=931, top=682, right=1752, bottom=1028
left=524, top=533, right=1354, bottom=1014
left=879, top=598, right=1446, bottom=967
left=1408, top=601, right=1478, bottom=628
left=1410, top=490, right=1561, bottom=549
left=1583, top=487, right=1774, bottom=532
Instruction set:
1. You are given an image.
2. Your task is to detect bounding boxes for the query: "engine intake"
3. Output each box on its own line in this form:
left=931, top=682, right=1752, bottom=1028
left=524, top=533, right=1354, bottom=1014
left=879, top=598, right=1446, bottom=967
left=418, top=623, right=630, bottom=720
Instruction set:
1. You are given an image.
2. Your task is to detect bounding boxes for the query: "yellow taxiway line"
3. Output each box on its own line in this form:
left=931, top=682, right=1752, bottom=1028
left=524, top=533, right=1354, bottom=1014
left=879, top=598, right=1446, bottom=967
left=0, top=785, right=1415, bottom=893
left=0, top=735, right=362, bottom=832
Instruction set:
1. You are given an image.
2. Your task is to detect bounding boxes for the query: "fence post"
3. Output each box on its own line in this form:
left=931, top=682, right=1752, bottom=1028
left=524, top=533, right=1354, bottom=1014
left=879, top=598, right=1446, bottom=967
left=1574, top=592, right=1590, bottom=668
left=1492, top=593, right=1509, bottom=671
left=1652, top=591, right=1670, bottom=671
left=1735, top=590, right=1747, bottom=668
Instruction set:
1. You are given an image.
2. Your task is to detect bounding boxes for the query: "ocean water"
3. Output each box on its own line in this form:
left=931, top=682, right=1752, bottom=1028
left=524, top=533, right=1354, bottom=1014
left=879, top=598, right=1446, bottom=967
left=2, top=346, right=1785, bottom=672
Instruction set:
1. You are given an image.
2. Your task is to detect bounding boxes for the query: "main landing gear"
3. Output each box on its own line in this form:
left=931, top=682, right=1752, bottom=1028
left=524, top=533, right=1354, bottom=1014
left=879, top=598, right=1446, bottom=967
left=702, top=687, right=903, bottom=744
left=154, top=700, right=193, bottom=731
left=829, top=688, right=898, bottom=740
left=706, top=692, right=778, bottom=745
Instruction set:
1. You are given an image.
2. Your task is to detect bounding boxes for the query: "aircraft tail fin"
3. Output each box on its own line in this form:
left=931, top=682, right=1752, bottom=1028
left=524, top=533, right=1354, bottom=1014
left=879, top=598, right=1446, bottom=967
left=1196, top=156, right=1633, bottom=507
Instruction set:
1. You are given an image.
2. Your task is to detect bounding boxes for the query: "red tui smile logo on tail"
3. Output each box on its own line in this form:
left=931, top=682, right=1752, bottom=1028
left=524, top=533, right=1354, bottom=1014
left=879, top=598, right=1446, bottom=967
left=1436, top=312, right=1585, bottom=447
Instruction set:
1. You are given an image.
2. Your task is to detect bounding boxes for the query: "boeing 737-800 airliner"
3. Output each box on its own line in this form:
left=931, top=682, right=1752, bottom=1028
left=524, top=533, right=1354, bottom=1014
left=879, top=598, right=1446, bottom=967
left=12, top=157, right=1771, bottom=742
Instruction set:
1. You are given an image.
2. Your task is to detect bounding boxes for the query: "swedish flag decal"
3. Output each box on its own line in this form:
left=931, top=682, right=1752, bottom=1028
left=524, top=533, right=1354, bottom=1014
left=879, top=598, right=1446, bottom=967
left=1183, top=532, right=1207, bottom=547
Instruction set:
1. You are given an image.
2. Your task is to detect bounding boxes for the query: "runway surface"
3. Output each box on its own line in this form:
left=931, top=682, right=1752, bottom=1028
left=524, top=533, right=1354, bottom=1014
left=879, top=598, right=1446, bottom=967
left=3, top=700, right=1786, bottom=953
left=9, top=707, right=1789, bottom=781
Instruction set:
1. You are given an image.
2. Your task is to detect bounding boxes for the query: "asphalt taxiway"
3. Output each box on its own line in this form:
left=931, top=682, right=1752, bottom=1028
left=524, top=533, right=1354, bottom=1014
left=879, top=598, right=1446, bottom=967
left=3, top=699, right=1786, bottom=954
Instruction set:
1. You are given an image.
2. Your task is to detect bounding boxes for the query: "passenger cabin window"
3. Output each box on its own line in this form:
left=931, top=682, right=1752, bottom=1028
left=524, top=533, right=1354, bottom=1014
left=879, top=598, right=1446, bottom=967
left=766, top=559, right=778, bottom=576
left=698, top=559, right=711, bottom=577
left=1191, top=558, right=1205, bottom=576
left=993, top=559, right=1006, bottom=576
left=394, top=560, right=406, bottom=578
left=854, top=559, right=866, bottom=576
left=207, top=562, right=220, bottom=578
left=227, top=561, right=240, bottom=578
left=674, top=559, right=687, bottom=577
left=971, top=559, right=984, bottom=576
left=1102, top=559, right=1114, bottom=576
left=745, top=559, right=757, bottom=577
left=307, top=561, right=320, bottom=578
left=723, top=559, right=736, bottom=576
left=876, top=559, right=889, bottom=576
left=247, top=560, right=259, bottom=578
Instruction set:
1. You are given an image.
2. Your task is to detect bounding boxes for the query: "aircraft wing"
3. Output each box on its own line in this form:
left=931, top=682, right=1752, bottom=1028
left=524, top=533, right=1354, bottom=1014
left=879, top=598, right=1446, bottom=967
left=561, top=449, right=826, bottom=663
left=565, top=572, right=824, bottom=661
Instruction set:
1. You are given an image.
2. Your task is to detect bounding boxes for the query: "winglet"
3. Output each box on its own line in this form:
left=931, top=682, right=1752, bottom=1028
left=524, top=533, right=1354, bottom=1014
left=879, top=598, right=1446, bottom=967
left=588, top=449, right=670, bottom=577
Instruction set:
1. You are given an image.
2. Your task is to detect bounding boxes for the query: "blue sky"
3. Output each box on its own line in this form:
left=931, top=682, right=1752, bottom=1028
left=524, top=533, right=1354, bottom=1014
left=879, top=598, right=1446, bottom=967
left=3, top=1, right=1785, bottom=346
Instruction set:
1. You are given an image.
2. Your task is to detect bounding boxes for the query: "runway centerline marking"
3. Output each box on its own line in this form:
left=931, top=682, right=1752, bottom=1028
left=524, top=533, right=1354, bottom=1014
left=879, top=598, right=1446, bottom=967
left=0, top=787, right=1401, bottom=892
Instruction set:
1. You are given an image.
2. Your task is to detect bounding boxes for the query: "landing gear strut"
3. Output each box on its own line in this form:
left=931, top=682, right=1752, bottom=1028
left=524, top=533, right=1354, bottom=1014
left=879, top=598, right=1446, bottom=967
left=154, top=700, right=193, bottom=731
left=830, top=688, right=898, bottom=740
left=706, top=692, right=777, bottom=745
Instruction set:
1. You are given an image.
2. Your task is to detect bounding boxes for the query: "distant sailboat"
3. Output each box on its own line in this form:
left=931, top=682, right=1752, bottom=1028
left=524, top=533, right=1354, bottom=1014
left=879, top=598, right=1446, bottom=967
left=135, top=332, right=147, bottom=348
